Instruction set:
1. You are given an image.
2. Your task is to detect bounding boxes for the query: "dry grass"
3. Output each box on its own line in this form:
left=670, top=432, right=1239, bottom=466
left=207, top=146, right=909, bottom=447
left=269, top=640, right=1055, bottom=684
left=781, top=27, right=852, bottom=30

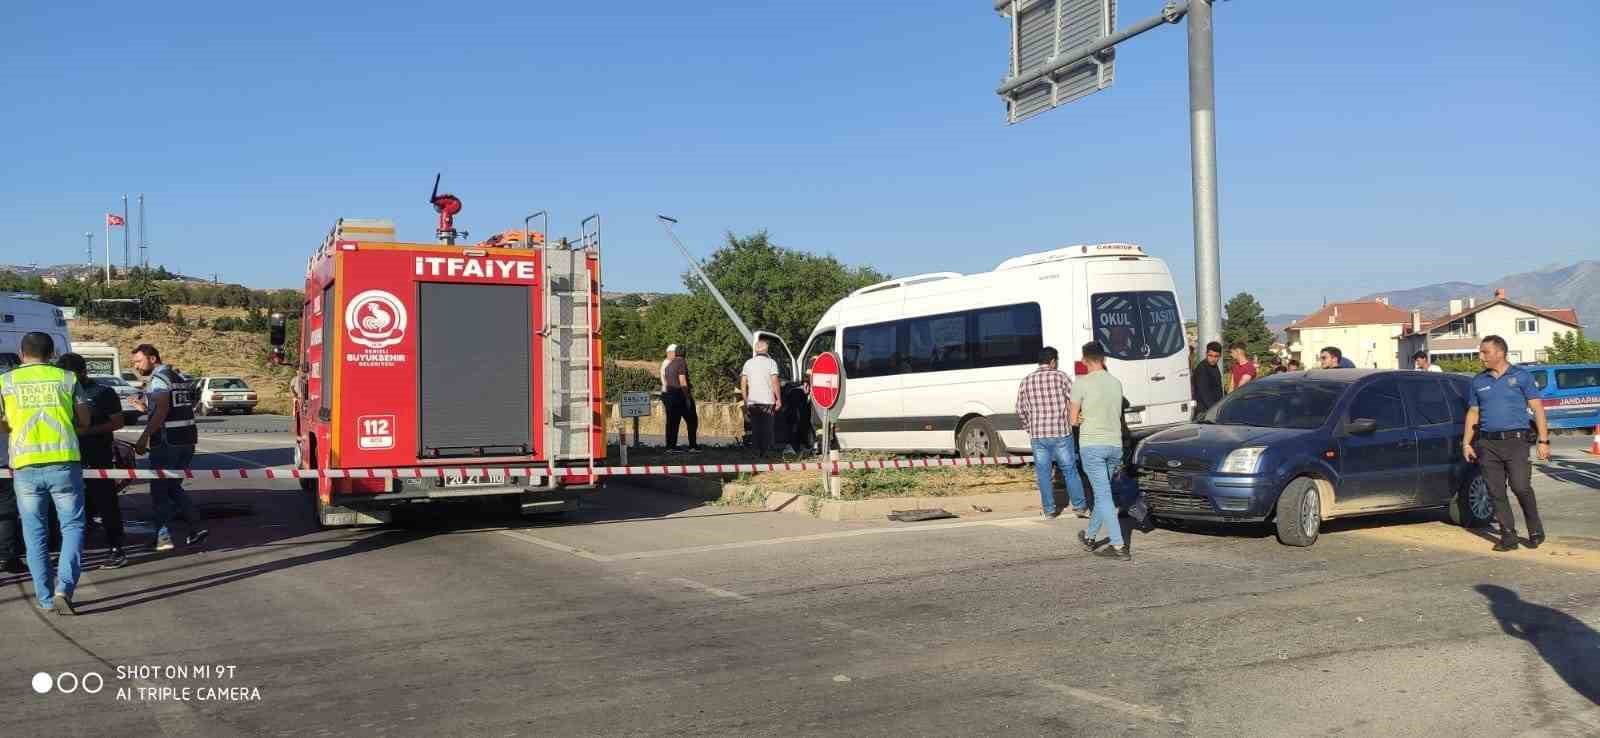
left=71, top=308, right=296, bottom=414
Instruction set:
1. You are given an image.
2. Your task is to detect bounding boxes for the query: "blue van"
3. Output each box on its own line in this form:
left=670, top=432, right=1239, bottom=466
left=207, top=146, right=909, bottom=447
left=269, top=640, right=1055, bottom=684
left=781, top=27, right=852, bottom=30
left=1520, top=364, right=1600, bottom=430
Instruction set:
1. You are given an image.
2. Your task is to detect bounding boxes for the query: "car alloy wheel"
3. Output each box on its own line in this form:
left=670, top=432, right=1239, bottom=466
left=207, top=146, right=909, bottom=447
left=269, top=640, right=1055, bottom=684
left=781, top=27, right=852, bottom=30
left=1468, top=476, right=1493, bottom=523
left=1301, top=486, right=1320, bottom=539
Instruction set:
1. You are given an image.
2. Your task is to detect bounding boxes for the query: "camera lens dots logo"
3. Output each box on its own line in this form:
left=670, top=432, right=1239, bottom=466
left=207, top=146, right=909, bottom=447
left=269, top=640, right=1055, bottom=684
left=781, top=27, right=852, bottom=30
left=31, top=671, right=105, bottom=695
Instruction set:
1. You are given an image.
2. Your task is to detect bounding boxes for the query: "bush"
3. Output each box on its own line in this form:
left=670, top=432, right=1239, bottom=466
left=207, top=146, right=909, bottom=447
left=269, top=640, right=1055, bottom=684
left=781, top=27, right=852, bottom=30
left=603, top=365, right=659, bottom=403
left=1437, top=357, right=1484, bottom=373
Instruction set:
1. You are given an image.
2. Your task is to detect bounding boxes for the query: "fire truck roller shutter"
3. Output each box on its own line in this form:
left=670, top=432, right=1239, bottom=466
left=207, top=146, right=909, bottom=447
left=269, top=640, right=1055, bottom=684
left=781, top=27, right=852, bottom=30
left=417, top=283, right=534, bottom=457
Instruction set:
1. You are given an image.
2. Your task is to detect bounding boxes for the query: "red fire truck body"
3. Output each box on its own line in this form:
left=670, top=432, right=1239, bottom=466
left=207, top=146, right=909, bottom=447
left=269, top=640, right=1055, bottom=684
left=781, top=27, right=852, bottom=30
left=294, top=217, right=603, bottom=526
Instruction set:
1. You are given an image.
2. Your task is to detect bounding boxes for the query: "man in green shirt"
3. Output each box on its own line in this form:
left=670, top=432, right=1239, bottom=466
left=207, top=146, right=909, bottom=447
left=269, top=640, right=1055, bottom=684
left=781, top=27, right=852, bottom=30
left=1071, top=341, right=1129, bottom=561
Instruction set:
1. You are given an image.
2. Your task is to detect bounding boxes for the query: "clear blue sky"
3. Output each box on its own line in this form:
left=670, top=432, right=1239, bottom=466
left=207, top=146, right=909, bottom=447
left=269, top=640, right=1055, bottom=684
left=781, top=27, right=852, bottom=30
left=3, top=1, right=1595, bottom=315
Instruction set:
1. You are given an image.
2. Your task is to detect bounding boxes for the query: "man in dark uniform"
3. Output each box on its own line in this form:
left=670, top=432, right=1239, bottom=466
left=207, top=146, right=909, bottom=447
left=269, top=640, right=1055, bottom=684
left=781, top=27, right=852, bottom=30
left=58, top=353, right=129, bottom=569
left=1463, top=335, right=1551, bottom=552
left=1190, top=341, right=1224, bottom=419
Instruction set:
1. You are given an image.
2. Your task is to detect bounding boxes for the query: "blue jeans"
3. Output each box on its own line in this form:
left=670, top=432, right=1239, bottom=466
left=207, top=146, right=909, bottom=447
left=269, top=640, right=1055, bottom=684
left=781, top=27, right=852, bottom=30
left=1080, top=445, right=1124, bottom=547
left=149, top=444, right=200, bottom=542
left=14, top=463, right=85, bottom=606
left=1030, top=437, right=1087, bottom=515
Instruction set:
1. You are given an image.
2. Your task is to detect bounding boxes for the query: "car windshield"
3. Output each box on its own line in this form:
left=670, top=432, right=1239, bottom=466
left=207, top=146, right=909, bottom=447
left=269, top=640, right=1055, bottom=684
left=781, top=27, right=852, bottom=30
left=1205, top=378, right=1345, bottom=429
left=93, top=376, right=129, bottom=387
left=210, top=378, right=250, bottom=390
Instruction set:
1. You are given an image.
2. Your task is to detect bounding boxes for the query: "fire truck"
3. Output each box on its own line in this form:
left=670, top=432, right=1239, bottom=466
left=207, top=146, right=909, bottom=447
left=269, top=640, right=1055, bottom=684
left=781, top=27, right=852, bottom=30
left=279, top=182, right=603, bottom=526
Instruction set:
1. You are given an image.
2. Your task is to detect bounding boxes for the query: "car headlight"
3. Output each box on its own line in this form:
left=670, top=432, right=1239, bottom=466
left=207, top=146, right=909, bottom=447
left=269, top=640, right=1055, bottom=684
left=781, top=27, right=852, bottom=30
left=1219, top=447, right=1267, bottom=474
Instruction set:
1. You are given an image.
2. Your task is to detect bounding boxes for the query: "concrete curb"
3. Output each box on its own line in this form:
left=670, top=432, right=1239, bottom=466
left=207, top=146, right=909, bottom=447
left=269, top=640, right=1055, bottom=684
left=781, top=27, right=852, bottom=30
left=722, top=482, right=1042, bottom=522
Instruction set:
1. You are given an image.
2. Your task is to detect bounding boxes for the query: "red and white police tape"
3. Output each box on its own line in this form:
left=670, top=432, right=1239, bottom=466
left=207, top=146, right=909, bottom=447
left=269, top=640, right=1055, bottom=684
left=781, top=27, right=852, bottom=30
left=0, top=455, right=1033, bottom=480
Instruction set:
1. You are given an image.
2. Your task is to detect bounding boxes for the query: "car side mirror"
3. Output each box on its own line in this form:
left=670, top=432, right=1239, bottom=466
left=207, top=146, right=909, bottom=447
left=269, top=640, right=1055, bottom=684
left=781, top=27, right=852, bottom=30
left=1345, top=418, right=1379, bottom=435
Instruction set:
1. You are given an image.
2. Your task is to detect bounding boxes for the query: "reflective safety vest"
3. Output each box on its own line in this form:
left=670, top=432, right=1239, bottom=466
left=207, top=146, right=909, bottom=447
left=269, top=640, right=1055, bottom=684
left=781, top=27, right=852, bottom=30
left=151, top=365, right=199, bottom=447
left=0, top=363, right=81, bottom=469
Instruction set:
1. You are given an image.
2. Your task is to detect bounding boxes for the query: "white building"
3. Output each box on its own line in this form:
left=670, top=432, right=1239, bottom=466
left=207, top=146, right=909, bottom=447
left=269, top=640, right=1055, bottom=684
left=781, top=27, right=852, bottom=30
left=1396, top=289, right=1582, bottom=365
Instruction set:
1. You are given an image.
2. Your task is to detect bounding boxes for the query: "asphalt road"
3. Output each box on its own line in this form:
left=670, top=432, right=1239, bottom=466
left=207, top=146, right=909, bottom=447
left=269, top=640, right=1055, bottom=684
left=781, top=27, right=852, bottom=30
left=5, top=434, right=1600, bottom=736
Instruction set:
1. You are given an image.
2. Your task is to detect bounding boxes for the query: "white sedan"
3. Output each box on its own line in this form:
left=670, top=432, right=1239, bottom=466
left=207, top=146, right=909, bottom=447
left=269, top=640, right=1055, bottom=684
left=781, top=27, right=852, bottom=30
left=197, top=376, right=259, bottom=415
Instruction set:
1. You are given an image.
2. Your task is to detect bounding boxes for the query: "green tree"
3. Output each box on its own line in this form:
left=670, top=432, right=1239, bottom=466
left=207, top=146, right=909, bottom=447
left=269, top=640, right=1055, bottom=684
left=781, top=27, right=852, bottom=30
left=643, top=231, right=888, bottom=400
left=1222, top=292, right=1275, bottom=359
left=613, top=293, right=648, bottom=310
left=1548, top=330, right=1600, bottom=364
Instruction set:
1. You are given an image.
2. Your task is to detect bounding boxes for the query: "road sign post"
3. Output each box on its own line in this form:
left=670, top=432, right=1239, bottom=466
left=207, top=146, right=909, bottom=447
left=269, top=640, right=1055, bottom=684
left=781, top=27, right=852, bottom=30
left=810, top=352, right=843, bottom=498
left=620, top=391, right=654, bottom=464
left=995, top=0, right=1225, bottom=352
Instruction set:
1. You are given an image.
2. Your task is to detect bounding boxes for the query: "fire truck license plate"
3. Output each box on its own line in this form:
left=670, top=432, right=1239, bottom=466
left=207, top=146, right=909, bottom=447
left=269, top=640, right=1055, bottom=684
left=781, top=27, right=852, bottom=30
left=443, top=470, right=508, bottom=487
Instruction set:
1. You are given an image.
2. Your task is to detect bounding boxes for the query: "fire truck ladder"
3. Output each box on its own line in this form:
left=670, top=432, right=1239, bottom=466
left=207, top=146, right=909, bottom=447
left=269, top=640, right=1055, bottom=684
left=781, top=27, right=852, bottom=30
left=536, top=213, right=599, bottom=482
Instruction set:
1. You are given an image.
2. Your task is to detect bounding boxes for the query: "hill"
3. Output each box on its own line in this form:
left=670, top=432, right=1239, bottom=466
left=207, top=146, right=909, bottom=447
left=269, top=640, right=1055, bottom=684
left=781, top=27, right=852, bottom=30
left=1360, top=260, right=1597, bottom=326
left=70, top=305, right=295, bottom=414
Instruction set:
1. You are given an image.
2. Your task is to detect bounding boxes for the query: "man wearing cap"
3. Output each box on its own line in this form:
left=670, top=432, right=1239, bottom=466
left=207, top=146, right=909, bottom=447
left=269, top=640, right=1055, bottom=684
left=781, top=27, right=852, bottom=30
left=660, top=344, right=698, bottom=453
left=1464, top=335, right=1550, bottom=552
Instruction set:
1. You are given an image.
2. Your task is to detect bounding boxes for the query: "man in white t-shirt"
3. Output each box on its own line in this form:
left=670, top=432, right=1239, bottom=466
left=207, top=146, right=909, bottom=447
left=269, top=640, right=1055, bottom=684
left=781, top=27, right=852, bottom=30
left=1412, top=351, right=1444, bottom=373
left=740, top=340, right=782, bottom=456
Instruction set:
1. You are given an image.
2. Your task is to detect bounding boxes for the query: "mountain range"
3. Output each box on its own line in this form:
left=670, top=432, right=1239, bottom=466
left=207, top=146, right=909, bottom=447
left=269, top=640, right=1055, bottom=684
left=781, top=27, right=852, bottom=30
left=1359, top=260, right=1597, bottom=326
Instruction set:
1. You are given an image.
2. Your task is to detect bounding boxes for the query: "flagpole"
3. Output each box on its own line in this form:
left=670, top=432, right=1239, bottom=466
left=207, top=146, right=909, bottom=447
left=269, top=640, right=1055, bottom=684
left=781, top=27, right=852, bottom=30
left=122, top=194, right=130, bottom=268
left=105, top=218, right=112, bottom=285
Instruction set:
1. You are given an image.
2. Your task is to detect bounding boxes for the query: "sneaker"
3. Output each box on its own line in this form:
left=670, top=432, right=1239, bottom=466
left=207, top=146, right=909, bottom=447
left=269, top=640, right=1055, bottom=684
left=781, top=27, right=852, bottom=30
left=185, top=530, right=210, bottom=547
left=663, top=448, right=685, bottom=455
left=686, top=447, right=702, bottom=454
left=1073, top=508, right=1091, bottom=519
left=1493, top=537, right=1519, bottom=553
left=1041, top=510, right=1061, bottom=521
left=1528, top=532, right=1546, bottom=549
left=52, top=592, right=76, bottom=615
left=1077, top=530, right=1104, bottom=553
left=155, top=537, right=175, bottom=552
left=102, top=548, right=128, bottom=570
left=1095, top=544, right=1132, bottom=561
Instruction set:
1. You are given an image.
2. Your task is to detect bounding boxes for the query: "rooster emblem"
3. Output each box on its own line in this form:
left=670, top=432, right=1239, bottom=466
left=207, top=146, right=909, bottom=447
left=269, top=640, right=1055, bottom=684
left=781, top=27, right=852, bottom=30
left=345, top=290, right=407, bottom=349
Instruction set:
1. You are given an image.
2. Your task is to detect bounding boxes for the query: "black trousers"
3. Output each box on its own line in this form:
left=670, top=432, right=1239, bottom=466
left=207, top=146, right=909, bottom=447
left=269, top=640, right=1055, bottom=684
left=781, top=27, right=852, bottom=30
left=0, top=479, right=21, bottom=560
left=85, top=478, right=125, bottom=549
left=683, top=394, right=699, bottom=449
left=663, top=389, right=687, bottom=449
left=748, top=404, right=776, bottom=454
left=1476, top=437, right=1543, bottom=537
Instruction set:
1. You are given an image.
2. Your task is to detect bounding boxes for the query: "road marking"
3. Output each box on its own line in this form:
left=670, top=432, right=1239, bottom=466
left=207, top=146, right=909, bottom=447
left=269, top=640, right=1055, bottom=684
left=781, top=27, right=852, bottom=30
left=605, top=518, right=1040, bottom=561
left=665, top=577, right=751, bottom=601
left=495, top=530, right=612, bottom=562
left=1039, top=681, right=1183, bottom=724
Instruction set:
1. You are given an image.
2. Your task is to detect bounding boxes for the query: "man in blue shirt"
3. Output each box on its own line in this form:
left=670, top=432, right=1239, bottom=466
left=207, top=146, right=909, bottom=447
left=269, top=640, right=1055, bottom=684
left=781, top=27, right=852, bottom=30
left=1463, top=335, right=1550, bottom=552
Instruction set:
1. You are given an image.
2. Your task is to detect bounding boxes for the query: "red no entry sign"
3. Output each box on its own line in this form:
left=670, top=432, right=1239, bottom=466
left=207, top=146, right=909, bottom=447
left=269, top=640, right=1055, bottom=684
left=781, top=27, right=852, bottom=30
left=811, top=351, right=841, bottom=410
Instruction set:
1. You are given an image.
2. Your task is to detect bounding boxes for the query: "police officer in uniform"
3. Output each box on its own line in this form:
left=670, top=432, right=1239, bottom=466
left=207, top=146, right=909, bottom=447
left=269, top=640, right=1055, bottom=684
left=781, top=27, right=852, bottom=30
left=130, top=344, right=207, bottom=552
left=0, top=332, right=91, bottom=613
left=1463, top=335, right=1550, bottom=552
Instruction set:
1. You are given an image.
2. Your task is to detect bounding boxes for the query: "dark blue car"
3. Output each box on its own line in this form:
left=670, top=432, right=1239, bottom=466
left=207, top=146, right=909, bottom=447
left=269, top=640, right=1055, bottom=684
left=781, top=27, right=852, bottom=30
left=1132, top=369, right=1495, bottom=546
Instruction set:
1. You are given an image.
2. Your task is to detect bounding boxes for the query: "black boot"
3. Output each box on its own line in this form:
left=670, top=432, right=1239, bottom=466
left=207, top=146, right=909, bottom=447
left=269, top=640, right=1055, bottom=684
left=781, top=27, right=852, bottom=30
left=1095, top=543, right=1132, bottom=561
left=1527, top=531, right=1546, bottom=549
left=1493, top=533, right=1519, bottom=552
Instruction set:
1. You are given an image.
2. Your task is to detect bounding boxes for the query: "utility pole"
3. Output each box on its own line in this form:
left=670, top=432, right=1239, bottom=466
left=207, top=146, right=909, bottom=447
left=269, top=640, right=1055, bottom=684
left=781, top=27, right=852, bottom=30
left=138, top=193, right=148, bottom=268
left=121, top=194, right=130, bottom=268
left=1187, top=0, right=1223, bottom=351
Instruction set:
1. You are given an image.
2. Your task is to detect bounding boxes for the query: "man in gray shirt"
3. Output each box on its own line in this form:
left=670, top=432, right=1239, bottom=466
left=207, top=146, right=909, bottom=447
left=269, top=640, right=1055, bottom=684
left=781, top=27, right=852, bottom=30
left=1071, top=341, right=1130, bottom=561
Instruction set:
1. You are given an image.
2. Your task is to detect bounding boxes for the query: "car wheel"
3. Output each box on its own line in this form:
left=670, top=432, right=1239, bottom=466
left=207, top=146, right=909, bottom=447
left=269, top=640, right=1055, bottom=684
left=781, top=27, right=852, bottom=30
left=1447, top=473, right=1494, bottom=528
left=957, top=417, right=999, bottom=458
left=1274, top=477, right=1321, bottom=547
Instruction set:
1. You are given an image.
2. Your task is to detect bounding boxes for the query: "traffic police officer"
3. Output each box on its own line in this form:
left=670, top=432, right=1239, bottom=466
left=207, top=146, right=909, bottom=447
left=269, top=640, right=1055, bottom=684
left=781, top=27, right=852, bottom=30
left=1463, top=334, right=1550, bottom=552
left=0, top=331, right=91, bottom=614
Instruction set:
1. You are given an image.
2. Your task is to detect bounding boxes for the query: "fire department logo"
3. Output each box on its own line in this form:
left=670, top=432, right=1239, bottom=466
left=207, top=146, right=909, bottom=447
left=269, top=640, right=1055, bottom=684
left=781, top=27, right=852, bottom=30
left=344, top=290, right=407, bottom=349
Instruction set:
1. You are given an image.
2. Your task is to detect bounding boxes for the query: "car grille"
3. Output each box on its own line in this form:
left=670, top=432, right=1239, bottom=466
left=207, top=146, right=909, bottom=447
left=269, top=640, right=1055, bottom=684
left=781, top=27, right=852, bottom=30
left=1139, top=453, right=1211, bottom=472
left=1144, top=491, right=1215, bottom=513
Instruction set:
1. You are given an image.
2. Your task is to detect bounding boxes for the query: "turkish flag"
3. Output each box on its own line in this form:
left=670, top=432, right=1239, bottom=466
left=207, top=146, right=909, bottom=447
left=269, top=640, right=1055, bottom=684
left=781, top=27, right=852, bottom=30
left=106, top=213, right=125, bottom=226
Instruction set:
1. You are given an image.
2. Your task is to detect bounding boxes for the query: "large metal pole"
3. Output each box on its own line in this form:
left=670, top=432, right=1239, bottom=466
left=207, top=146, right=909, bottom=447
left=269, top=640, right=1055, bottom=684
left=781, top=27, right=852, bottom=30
left=138, top=193, right=147, bottom=268
left=656, top=215, right=755, bottom=347
left=121, top=194, right=130, bottom=268
left=1187, top=0, right=1223, bottom=351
